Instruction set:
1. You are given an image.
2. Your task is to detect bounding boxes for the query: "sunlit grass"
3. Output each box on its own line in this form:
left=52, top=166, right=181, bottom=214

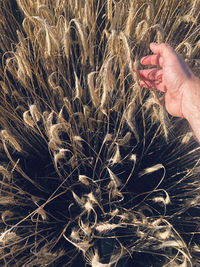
left=0, top=0, right=200, bottom=266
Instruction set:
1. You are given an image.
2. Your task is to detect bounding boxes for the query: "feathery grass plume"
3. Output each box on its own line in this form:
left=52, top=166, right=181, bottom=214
left=0, top=0, right=200, bottom=266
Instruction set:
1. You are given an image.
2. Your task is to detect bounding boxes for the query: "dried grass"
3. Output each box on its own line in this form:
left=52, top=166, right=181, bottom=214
left=0, top=0, right=200, bottom=266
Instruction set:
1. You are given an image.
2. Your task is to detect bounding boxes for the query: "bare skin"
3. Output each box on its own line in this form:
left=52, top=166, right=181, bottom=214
left=139, top=42, right=200, bottom=142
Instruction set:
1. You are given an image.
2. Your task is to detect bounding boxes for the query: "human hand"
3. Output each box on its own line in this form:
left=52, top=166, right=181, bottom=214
left=139, top=43, right=197, bottom=119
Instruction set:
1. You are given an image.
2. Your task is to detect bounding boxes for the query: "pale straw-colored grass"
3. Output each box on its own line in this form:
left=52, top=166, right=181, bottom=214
left=0, top=0, right=200, bottom=266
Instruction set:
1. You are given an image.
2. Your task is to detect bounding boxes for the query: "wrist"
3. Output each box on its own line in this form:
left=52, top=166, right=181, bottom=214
left=182, top=76, right=200, bottom=122
left=181, top=76, right=200, bottom=142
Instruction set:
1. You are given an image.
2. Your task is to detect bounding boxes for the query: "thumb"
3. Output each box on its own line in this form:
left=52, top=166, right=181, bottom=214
left=149, top=42, right=187, bottom=71
left=150, top=42, right=177, bottom=60
left=150, top=42, right=163, bottom=55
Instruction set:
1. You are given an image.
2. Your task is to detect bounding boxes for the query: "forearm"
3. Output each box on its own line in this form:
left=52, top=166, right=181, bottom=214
left=186, top=106, right=200, bottom=142
left=183, top=77, right=200, bottom=142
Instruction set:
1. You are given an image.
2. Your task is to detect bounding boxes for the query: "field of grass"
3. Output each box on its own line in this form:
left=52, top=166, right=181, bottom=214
left=0, top=0, right=200, bottom=266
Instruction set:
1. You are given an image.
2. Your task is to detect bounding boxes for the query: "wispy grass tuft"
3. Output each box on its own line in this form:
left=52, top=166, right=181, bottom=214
left=0, top=0, right=200, bottom=266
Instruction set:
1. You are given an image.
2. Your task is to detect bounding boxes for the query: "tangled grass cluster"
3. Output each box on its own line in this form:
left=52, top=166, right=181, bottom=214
left=0, top=0, right=200, bottom=266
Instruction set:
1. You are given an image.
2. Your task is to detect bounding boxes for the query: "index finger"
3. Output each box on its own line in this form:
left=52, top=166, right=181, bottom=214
left=141, top=54, right=163, bottom=67
left=150, top=42, right=178, bottom=63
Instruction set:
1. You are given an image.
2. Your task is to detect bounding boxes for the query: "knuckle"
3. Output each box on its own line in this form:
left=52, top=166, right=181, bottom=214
left=161, top=43, right=170, bottom=49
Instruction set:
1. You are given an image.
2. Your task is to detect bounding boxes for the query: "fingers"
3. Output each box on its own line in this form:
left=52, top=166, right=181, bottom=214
left=141, top=54, right=162, bottom=66
left=139, top=68, right=162, bottom=82
left=150, top=42, right=174, bottom=56
left=150, top=42, right=182, bottom=67
left=149, top=42, right=193, bottom=79
left=141, top=43, right=174, bottom=67
left=139, top=68, right=166, bottom=92
left=140, top=79, right=166, bottom=92
left=141, top=43, right=176, bottom=66
left=149, top=42, right=163, bottom=54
